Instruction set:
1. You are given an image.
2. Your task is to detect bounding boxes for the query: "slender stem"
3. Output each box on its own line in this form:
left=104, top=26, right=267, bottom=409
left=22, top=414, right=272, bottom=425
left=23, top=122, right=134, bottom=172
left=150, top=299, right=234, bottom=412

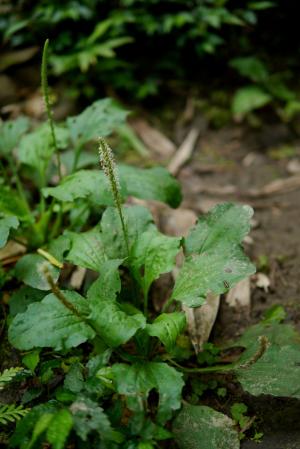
left=42, top=265, right=81, bottom=317
left=7, top=157, right=31, bottom=213
left=41, top=39, right=62, bottom=181
left=72, top=144, right=83, bottom=173
left=167, top=336, right=269, bottom=374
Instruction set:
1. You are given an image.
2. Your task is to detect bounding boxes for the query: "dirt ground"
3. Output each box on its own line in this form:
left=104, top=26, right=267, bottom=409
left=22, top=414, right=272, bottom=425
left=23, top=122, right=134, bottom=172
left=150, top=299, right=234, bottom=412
left=175, top=121, right=300, bottom=448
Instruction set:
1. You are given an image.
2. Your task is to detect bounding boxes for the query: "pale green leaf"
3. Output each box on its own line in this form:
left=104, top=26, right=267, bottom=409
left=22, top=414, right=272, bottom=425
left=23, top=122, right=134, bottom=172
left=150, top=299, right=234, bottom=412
left=66, top=98, right=128, bottom=146
left=0, top=215, right=19, bottom=248
left=232, top=85, right=271, bottom=117
left=0, top=116, right=29, bottom=155
left=87, top=260, right=146, bottom=347
left=173, top=404, right=240, bottom=449
left=18, top=124, right=69, bottom=185
left=185, top=203, right=253, bottom=255
left=66, top=226, right=106, bottom=271
left=8, top=291, right=95, bottom=350
left=101, top=205, right=154, bottom=259
left=0, top=185, right=31, bottom=221
left=15, top=254, right=60, bottom=290
left=43, top=165, right=181, bottom=208
left=66, top=206, right=153, bottom=271
left=146, top=312, right=186, bottom=352
left=112, top=362, right=184, bottom=424
left=43, top=170, right=125, bottom=205
left=119, top=165, right=182, bottom=208
left=233, top=323, right=300, bottom=398
left=172, top=203, right=255, bottom=307
left=130, top=228, right=180, bottom=297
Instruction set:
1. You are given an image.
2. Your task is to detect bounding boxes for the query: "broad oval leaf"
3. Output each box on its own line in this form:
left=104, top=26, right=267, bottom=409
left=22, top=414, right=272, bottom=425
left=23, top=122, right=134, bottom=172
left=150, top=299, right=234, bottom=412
left=173, top=404, right=240, bottom=449
left=66, top=98, right=128, bottom=147
left=15, top=254, right=60, bottom=290
left=43, top=165, right=181, bottom=208
left=146, top=312, right=186, bottom=352
left=9, top=291, right=95, bottom=350
left=66, top=227, right=106, bottom=271
left=171, top=203, right=255, bottom=307
left=119, top=165, right=182, bottom=208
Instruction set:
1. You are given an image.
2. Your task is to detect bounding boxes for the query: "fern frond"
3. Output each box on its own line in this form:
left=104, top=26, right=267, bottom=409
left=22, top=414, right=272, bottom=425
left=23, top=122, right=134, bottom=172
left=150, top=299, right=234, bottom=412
left=0, top=404, right=30, bottom=425
left=0, top=367, right=23, bottom=390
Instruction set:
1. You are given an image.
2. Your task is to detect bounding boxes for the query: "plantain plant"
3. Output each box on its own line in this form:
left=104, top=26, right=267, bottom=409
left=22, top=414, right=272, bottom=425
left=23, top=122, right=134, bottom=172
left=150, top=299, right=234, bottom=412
left=1, top=42, right=300, bottom=449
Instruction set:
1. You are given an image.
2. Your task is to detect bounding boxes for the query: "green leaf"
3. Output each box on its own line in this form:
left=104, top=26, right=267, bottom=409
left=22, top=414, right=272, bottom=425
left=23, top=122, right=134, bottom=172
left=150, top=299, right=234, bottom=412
left=18, top=124, right=69, bottom=186
left=0, top=185, right=31, bottom=220
left=130, top=228, right=181, bottom=297
left=232, top=85, right=271, bottom=117
left=173, top=404, right=240, bottom=449
left=43, top=170, right=125, bottom=205
left=119, top=165, right=182, bottom=208
left=70, top=397, right=115, bottom=441
left=14, top=254, right=60, bottom=290
left=9, top=291, right=95, bottom=350
left=66, top=206, right=153, bottom=271
left=43, top=165, right=181, bottom=208
left=9, top=286, right=45, bottom=316
left=230, top=56, right=269, bottom=83
left=0, top=215, right=19, bottom=248
left=66, top=226, right=105, bottom=271
left=112, top=362, right=184, bottom=424
left=172, top=203, right=255, bottom=307
left=101, top=205, right=154, bottom=259
left=87, top=260, right=146, bottom=347
left=64, top=363, right=84, bottom=393
left=66, top=98, right=128, bottom=147
left=146, top=312, right=186, bottom=352
left=0, top=116, right=29, bottom=155
left=46, top=409, right=73, bottom=449
left=233, top=323, right=300, bottom=398
left=185, top=203, right=253, bottom=255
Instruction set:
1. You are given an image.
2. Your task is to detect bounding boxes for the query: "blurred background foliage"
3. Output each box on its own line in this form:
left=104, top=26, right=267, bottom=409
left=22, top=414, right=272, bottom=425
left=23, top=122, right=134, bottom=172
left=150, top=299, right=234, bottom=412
left=1, top=0, right=300, bottom=122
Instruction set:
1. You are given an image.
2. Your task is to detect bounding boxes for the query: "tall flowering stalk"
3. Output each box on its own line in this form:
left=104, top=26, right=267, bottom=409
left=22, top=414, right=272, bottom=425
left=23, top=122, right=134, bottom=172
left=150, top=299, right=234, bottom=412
left=98, top=137, right=129, bottom=255
left=41, top=39, right=62, bottom=180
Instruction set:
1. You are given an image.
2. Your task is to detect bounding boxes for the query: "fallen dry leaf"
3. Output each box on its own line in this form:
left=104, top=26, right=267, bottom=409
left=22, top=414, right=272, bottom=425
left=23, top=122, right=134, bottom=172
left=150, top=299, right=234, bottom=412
left=255, top=273, right=270, bottom=292
left=130, top=118, right=176, bottom=159
left=168, top=127, right=200, bottom=175
left=247, top=175, right=300, bottom=197
left=183, top=293, right=220, bottom=353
